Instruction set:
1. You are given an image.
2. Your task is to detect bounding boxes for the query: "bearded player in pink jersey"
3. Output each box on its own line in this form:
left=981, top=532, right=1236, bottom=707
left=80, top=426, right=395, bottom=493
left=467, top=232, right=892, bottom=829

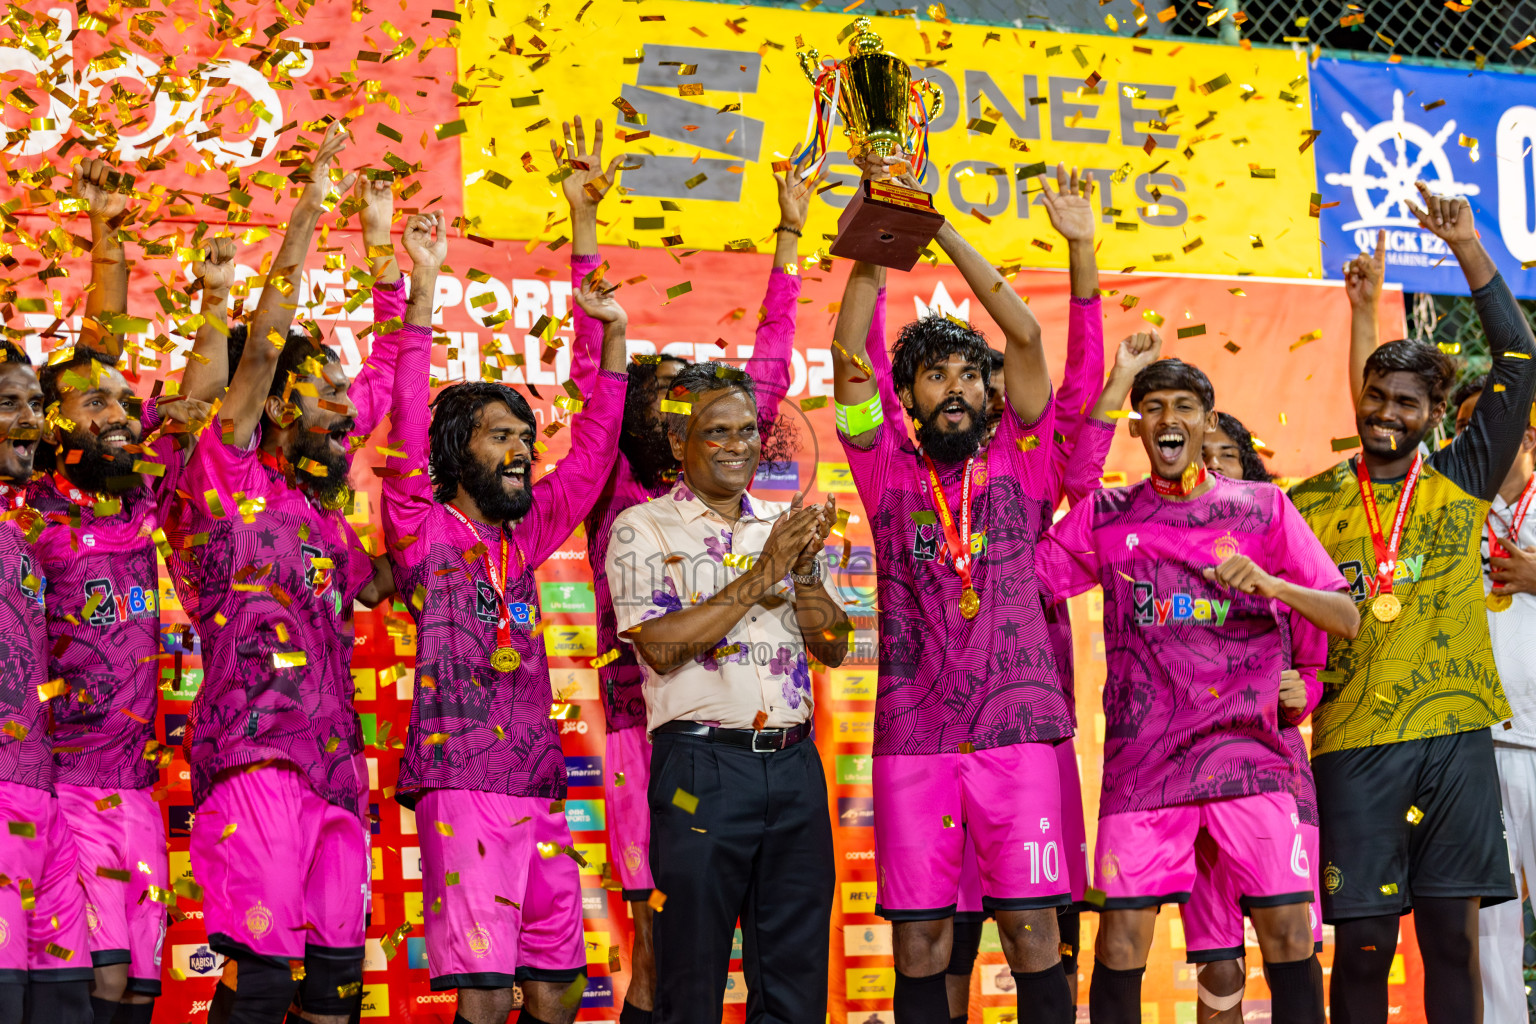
left=164, top=121, right=400, bottom=1024
left=380, top=205, right=629, bottom=1024
left=1036, top=356, right=1360, bottom=1024
left=28, top=158, right=230, bottom=1024
left=553, top=114, right=832, bottom=1024
left=0, top=339, right=93, bottom=1024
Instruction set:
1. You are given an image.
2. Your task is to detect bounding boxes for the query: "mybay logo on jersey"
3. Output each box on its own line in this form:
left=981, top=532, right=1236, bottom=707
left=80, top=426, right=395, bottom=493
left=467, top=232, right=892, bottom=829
left=1314, top=58, right=1536, bottom=298
left=1131, top=581, right=1232, bottom=627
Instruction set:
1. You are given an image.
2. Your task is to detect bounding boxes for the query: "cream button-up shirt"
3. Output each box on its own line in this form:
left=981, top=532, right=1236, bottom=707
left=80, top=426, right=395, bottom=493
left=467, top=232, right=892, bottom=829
left=606, top=479, right=834, bottom=731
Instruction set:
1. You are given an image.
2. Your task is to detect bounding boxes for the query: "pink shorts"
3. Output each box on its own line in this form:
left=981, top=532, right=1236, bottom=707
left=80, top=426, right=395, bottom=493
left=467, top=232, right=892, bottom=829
left=190, top=767, right=370, bottom=963
left=1184, top=823, right=1322, bottom=961
left=603, top=726, right=653, bottom=897
left=874, top=744, right=1070, bottom=918
left=415, top=789, right=585, bottom=991
left=1094, top=791, right=1311, bottom=912
left=0, top=782, right=93, bottom=982
left=55, top=784, right=168, bottom=994
left=956, top=740, right=1088, bottom=916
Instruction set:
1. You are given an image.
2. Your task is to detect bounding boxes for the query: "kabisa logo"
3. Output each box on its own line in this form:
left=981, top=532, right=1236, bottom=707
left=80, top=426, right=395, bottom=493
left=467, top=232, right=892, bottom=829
left=1132, top=581, right=1232, bottom=627
left=1325, top=89, right=1479, bottom=251
left=188, top=945, right=219, bottom=975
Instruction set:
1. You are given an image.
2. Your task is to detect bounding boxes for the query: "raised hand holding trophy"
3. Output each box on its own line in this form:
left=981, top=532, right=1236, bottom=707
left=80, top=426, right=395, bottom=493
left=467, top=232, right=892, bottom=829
left=796, top=17, right=946, bottom=271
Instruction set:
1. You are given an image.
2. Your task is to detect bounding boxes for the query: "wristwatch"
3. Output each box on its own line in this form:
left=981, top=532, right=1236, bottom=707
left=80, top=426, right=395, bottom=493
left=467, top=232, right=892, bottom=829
left=790, top=563, right=822, bottom=587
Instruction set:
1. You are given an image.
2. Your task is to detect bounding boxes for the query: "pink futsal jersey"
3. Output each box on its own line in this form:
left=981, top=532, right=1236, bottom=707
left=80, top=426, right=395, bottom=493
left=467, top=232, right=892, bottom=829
left=0, top=486, right=52, bottom=791
left=29, top=400, right=187, bottom=790
left=1036, top=473, right=1348, bottom=815
left=381, top=320, right=626, bottom=804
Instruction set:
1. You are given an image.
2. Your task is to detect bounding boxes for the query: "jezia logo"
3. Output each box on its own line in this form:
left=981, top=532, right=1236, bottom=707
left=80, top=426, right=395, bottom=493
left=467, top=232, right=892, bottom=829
left=1132, top=581, right=1231, bottom=627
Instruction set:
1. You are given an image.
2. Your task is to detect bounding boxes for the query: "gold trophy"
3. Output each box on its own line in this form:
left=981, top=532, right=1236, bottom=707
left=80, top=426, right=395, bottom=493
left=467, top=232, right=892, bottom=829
left=798, top=17, right=946, bottom=271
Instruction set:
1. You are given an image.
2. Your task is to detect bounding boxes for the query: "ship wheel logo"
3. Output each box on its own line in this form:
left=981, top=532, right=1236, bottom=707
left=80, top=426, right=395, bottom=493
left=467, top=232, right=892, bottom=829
left=1324, top=88, right=1480, bottom=231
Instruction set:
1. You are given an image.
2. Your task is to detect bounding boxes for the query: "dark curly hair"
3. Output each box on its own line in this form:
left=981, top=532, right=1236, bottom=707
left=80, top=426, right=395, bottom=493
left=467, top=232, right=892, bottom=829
left=889, top=313, right=993, bottom=409
left=1449, top=372, right=1488, bottom=414
left=226, top=322, right=338, bottom=429
left=37, top=346, right=132, bottom=473
left=1362, top=339, right=1458, bottom=407
left=1213, top=411, right=1272, bottom=483
left=620, top=356, right=688, bottom=492
left=427, top=381, right=539, bottom=505
left=1130, top=357, right=1215, bottom=412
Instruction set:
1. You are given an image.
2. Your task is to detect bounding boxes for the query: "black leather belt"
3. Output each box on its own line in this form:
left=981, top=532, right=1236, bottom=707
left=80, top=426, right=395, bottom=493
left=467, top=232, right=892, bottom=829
left=654, top=719, right=813, bottom=752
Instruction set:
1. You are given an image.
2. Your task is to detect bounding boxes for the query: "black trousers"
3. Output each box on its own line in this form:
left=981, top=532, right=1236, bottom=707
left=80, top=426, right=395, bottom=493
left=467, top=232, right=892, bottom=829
left=648, top=731, right=835, bottom=1024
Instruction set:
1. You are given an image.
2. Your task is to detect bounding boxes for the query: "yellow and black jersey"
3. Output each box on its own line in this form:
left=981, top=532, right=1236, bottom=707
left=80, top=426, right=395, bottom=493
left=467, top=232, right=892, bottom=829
left=1290, top=272, right=1536, bottom=755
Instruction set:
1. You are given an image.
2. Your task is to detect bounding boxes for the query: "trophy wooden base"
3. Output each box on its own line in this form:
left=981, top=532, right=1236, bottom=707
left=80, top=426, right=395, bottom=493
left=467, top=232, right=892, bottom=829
left=829, top=179, right=946, bottom=271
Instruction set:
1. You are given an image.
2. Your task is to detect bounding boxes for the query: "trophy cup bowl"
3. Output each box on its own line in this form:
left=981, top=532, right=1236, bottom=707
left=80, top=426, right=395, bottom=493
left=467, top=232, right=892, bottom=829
left=797, top=18, right=947, bottom=271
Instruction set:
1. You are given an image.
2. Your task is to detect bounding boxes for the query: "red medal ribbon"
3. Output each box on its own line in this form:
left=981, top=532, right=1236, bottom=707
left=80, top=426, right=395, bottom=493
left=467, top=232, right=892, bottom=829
left=1488, top=472, right=1536, bottom=559
left=920, top=449, right=983, bottom=590
left=51, top=471, right=96, bottom=510
left=1149, top=464, right=1207, bottom=497
left=445, top=504, right=519, bottom=658
left=1355, top=453, right=1423, bottom=599
left=0, top=483, right=25, bottom=512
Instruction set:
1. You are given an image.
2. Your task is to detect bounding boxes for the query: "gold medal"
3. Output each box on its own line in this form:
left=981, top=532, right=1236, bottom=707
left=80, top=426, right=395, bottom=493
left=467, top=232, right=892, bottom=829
left=1487, top=591, right=1514, bottom=612
left=1371, top=593, right=1401, bottom=623
left=959, top=587, right=980, bottom=620
left=491, top=647, right=521, bottom=673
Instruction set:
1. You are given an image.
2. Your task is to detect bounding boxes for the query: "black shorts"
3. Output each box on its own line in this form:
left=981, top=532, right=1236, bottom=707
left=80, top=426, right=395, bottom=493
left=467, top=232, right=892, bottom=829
left=1313, top=728, right=1516, bottom=923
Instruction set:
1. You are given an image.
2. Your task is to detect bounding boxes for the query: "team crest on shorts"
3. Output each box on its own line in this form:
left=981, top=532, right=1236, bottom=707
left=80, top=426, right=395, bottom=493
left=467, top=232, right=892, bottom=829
left=466, top=923, right=493, bottom=958
left=1324, top=864, right=1343, bottom=894
left=0, top=918, right=9, bottom=948
left=85, top=902, right=100, bottom=933
left=1099, top=849, right=1121, bottom=881
left=245, top=901, right=273, bottom=939
left=624, top=843, right=644, bottom=874
left=1211, top=532, right=1240, bottom=561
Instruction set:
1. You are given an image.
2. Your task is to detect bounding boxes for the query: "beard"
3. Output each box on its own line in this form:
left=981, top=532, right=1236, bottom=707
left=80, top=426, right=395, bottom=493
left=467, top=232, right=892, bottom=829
left=60, top=424, right=140, bottom=494
left=913, top=394, right=989, bottom=463
left=1358, top=414, right=1426, bottom=460
left=460, top=450, right=533, bottom=523
left=288, top=414, right=355, bottom=509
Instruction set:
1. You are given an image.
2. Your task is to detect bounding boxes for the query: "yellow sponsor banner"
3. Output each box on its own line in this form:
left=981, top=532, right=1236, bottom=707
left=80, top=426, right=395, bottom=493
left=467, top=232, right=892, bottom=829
left=458, top=1, right=1318, bottom=277
left=844, top=966, right=895, bottom=1000
left=840, top=880, right=878, bottom=914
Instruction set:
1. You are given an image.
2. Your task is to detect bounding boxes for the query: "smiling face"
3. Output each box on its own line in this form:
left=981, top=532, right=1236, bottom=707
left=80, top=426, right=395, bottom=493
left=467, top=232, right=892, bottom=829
left=1133, top=388, right=1218, bottom=481
left=458, top=400, right=535, bottom=523
left=1202, top=427, right=1244, bottom=479
left=1357, top=369, right=1443, bottom=461
left=55, top=362, right=143, bottom=492
left=671, top=388, right=760, bottom=502
left=0, top=364, right=42, bottom=484
left=270, top=360, right=358, bottom=505
left=901, top=354, right=990, bottom=463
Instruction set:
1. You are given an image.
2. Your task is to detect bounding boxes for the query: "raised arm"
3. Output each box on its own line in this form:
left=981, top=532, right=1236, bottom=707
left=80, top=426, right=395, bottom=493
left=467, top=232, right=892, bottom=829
left=382, top=213, right=449, bottom=532
left=1410, top=183, right=1536, bottom=500
left=556, top=115, right=622, bottom=391
left=180, top=236, right=237, bottom=405
left=1039, top=164, right=1102, bottom=438
left=1343, top=228, right=1385, bottom=409
left=351, top=175, right=406, bottom=437
left=749, top=167, right=823, bottom=412
left=1089, top=330, right=1163, bottom=424
left=1033, top=496, right=1103, bottom=603
left=522, top=276, right=630, bottom=563
left=829, top=153, right=890, bottom=444
left=857, top=278, right=906, bottom=438
left=73, top=158, right=131, bottom=358
left=935, top=207, right=1049, bottom=423
left=222, top=121, right=352, bottom=448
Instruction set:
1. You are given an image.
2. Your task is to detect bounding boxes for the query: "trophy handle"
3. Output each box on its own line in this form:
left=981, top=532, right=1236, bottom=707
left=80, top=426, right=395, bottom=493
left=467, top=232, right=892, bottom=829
left=912, top=76, right=944, bottom=123
left=797, top=49, right=824, bottom=87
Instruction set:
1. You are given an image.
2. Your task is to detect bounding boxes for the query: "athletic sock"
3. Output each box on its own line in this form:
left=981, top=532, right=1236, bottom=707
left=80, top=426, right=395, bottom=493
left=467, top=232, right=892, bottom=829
left=208, top=982, right=237, bottom=1024
left=1265, top=955, right=1324, bottom=1024
left=1013, top=967, right=1073, bottom=1024
left=92, top=996, right=120, bottom=1024
left=1088, top=962, right=1145, bottom=1024
left=894, top=969, right=950, bottom=1024
left=950, top=1017, right=968, bottom=1024
left=618, top=1001, right=654, bottom=1024
left=111, top=1003, right=154, bottom=1024
left=516, top=1012, right=555, bottom=1024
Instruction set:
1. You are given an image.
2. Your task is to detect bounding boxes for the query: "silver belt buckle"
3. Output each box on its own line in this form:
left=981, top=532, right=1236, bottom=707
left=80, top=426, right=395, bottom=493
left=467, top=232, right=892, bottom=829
left=751, top=728, right=781, bottom=753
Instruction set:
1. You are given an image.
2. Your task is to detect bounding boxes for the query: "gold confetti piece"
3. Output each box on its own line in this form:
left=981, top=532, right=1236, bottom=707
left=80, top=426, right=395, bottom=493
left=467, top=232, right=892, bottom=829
left=1406, top=805, right=1424, bottom=824
left=592, top=650, right=620, bottom=668
left=44, top=943, right=74, bottom=961
left=1504, top=352, right=1533, bottom=360
left=1379, top=882, right=1399, bottom=895
left=435, top=821, right=455, bottom=837
left=800, top=396, right=828, bottom=411
left=218, top=823, right=238, bottom=842
left=1438, top=342, right=1462, bottom=355
left=941, top=814, right=956, bottom=828
left=1176, top=324, right=1206, bottom=339
left=959, top=742, right=975, bottom=754
left=1460, top=133, right=1478, bottom=148
left=1017, top=436, right=1042, bottom=452
left=1229, top=287, right=1246, bottom=296
left=1290, top=329, right=1323, bottom=351
left=94, top=794, right=121, bottom=812
left=7, top=821, right=35, bottom=838
left=614, top=772, right=626, bottom=787
left=673, top=788, right=699, bottom=814
left=666, top=282, right=693, bottom=300
left=1105, top=410, right=1142, bottom=420
left=272, top=652, right=307, bottom=669
left=660, top=400, right=692, bottom=415
left=549, top=703, right=579, bottom=720
left=37, top=680, right=69, bottom=701
left=752, top=711, right=769, bottom=732
left=1331, top=436, right=1362, bottom=452
left=1142, top=310, right=1165, bottom=327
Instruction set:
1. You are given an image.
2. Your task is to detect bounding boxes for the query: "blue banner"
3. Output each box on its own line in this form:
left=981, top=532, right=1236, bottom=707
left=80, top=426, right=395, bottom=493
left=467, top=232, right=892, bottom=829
left=1312, top=58, right=1536, bottom=298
